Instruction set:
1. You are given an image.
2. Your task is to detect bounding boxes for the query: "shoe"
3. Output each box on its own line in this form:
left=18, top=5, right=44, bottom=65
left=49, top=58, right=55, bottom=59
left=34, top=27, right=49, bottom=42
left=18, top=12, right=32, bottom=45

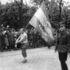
left=22, top=59, right=27, bottom=63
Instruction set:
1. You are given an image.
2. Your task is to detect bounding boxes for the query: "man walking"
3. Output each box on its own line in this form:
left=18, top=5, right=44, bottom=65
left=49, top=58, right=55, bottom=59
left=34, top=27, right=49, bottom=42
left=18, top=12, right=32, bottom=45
left=16, top=28, right=28, bottom=63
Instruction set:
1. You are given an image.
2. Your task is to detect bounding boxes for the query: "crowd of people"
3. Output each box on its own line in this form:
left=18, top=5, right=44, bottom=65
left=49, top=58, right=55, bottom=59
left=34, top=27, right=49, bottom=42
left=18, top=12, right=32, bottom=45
left=0, top=26, right=19, bottom=51
left=0, top=26, right=48, bottom=52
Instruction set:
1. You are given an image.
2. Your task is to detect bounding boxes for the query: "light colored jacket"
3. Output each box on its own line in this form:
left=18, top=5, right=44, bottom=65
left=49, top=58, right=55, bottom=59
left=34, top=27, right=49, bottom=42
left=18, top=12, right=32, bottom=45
left=16, top=32, right=28, bottom=44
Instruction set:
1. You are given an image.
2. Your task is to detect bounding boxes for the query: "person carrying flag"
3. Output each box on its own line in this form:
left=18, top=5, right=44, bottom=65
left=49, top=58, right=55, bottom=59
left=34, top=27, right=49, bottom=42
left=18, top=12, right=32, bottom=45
left=15, top=28, right=28, bottom=63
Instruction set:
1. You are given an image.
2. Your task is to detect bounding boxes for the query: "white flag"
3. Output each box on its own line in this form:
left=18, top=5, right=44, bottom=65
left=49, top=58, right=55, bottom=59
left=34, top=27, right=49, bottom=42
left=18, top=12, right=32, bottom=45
left=29, top=1, right=54, bottom=46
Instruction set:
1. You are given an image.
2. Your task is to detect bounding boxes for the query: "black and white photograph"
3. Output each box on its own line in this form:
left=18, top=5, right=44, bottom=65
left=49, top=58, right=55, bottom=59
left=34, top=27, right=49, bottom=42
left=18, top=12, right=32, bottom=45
left=0, top=0, right=70, bottom=70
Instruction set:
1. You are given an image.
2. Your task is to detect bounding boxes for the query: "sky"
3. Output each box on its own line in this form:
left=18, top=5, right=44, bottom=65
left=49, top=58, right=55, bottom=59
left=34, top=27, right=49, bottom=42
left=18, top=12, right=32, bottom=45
left=0, top=0, right=36, bottom=7
left=0, top=0, right=70, bottom=6
left=0, top=0, right=14, bottom=4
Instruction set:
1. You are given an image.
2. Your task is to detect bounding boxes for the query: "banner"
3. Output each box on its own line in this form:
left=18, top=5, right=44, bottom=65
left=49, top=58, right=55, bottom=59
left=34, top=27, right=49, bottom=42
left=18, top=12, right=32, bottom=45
left=29, top=1, right=54, bottom=46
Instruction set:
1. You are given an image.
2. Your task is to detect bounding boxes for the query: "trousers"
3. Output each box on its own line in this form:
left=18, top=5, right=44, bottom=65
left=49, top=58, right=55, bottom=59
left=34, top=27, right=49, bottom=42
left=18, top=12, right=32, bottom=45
left=58, top=52, right=68, bottom=70
left=21, top=43, right=28, bottom=57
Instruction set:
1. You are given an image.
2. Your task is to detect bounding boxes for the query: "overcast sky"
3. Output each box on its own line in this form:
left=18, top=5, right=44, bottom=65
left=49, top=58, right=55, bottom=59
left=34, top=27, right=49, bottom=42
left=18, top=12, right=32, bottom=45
left=0, top=0, right=14, bottom=4
left=0, top=0, right=70, bottom=5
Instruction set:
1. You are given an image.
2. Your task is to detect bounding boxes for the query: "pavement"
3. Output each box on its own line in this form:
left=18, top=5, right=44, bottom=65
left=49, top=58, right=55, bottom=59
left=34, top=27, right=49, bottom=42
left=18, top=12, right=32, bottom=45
left=0, top=47, right=70, bottom=70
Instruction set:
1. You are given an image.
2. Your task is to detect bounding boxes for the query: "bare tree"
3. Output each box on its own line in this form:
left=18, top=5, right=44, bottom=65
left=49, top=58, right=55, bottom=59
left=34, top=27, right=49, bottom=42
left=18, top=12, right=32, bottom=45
left=57, top=0, right=63, bottom=22
left=14, top=0, right=23, bottom=27
left=9, top=0, right=23, bottom=28
left=0, top=2, right=1, bottom=27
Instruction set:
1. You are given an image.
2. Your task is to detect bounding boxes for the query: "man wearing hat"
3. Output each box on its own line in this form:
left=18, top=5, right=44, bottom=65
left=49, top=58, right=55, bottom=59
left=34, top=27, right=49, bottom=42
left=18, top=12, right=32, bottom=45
left=55, top=23, right=70, bottom=70
left=16, top=28, right=28, bottom=63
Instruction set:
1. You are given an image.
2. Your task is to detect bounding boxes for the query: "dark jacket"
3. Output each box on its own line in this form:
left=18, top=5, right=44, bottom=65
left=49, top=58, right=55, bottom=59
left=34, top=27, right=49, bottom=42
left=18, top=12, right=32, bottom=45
left=55, top=30, right=70, bottom=53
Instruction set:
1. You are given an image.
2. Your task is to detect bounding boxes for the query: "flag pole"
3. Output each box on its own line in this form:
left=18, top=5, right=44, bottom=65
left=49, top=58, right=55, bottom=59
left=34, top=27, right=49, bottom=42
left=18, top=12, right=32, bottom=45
left=25, top=23, right=29, bottom=29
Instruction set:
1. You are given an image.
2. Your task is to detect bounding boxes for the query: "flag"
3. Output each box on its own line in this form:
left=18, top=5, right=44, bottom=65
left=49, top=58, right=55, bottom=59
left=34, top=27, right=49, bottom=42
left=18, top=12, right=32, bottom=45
left=29, top=1, right=51, bottom=28
left=29, top=1, right=54, bottom=46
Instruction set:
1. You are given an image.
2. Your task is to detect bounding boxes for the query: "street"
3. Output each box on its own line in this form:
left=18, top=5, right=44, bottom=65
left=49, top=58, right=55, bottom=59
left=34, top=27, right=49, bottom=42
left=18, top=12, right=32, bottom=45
left=0, top=47, right=70, bottom=70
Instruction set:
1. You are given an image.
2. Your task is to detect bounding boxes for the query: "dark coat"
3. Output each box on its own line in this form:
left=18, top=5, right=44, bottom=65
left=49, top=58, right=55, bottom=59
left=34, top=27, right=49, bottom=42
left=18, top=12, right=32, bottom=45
left=7, top=31, right=15, bottom=46
left=55, top=30, right=70, bottom=52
